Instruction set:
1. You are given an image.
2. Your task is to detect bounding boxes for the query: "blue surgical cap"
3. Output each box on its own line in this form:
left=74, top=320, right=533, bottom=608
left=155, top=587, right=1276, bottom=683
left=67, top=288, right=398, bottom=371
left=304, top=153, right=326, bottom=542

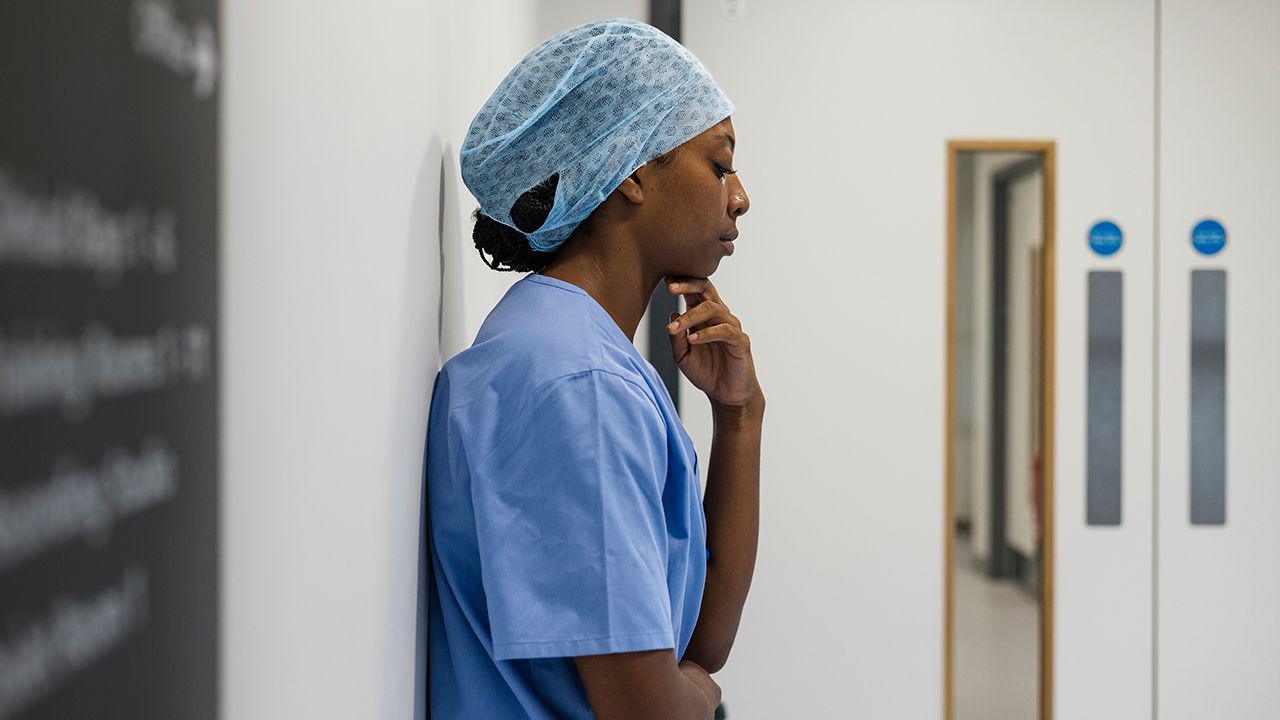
left=460, top=18, right=737, bottom=253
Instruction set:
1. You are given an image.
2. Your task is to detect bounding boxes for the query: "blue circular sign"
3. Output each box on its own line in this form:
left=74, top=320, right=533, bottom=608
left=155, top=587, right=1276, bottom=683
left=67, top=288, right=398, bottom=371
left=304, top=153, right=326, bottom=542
left=1191, top=218, right=1226, bottom=255
left=1088, top=220, right=1123, bottom=256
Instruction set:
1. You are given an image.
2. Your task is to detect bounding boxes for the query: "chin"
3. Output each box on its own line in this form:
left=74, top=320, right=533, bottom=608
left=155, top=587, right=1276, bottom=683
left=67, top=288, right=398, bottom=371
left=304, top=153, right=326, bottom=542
left=691, top=252, right=721, bottom=274
left=669, top=251, right=723, bottom=279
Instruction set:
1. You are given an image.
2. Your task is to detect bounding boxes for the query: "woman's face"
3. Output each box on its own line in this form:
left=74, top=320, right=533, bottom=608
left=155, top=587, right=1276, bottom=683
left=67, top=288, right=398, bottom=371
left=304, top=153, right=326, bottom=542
left=634, top=117, right=750, bottom=277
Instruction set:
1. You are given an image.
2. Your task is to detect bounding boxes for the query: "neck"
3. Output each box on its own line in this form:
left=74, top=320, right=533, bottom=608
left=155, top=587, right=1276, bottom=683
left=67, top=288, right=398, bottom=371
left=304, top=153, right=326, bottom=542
left=536, top=229, right=662, bottom=344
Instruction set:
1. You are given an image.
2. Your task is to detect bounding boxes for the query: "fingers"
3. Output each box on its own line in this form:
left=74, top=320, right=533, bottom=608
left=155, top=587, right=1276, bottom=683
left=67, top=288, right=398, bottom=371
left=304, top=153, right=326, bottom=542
left=667, top=298, right=740, bottom=334
left=668, top=311, right=690, bottom=360
left=686, top=323, right=749, bottom=350
left=665, top=276, right=726, bottom=310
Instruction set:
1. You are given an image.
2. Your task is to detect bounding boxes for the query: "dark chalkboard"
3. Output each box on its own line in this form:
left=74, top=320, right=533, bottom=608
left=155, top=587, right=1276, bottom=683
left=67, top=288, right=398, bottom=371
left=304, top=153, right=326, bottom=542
left=0, top=1, right=219, bottom=717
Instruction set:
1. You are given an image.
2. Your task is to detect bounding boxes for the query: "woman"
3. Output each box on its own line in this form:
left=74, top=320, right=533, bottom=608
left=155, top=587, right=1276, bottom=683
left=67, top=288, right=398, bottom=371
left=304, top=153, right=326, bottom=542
left=425, top=18, right=762, bottom=719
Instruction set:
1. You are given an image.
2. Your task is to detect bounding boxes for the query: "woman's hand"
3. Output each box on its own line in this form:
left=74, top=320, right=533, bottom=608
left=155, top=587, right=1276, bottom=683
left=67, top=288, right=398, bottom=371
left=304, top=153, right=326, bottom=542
left=665, top=276, right=763, bottom=409
left=677, top=660, right=722, bottom=718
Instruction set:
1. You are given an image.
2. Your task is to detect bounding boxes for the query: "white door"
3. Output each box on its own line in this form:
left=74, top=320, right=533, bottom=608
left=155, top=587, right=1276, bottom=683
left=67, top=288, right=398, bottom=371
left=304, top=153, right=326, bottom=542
left=1157, top=1, right=1280, bottom=717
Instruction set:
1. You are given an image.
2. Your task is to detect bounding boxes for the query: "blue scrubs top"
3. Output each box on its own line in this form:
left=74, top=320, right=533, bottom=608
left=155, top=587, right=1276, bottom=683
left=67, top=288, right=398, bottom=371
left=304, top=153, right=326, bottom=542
left=424, top=272, right=708, bottom=719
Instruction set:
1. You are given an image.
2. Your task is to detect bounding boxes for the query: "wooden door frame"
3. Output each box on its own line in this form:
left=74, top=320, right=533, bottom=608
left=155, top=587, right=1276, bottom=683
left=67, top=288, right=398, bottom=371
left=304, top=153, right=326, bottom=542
left=945, top=139, right=1057, bottom=720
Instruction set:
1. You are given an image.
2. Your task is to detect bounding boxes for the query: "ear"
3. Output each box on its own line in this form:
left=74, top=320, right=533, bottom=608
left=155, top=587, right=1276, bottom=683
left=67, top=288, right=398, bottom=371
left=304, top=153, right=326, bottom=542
left=614, top=168, right=646, bottom=205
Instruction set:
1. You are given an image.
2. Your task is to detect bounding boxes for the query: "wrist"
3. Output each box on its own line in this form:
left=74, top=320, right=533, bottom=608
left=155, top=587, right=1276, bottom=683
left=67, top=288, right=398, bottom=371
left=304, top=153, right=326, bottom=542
left=678, top=660, right=722, bottom=709
left=710, top=391, right=765, bottom=428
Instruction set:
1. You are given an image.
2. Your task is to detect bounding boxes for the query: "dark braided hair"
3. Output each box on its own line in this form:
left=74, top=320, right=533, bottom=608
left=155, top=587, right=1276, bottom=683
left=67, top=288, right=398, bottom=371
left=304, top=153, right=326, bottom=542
left=472, top=173, right=561, bottom=273
left=471, top=149, right=679, bottom=273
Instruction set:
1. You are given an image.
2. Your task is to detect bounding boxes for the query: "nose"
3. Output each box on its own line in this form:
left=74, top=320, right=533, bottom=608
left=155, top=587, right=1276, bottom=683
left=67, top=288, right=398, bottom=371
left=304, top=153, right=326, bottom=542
left=728, top=176, right=750, bottom=218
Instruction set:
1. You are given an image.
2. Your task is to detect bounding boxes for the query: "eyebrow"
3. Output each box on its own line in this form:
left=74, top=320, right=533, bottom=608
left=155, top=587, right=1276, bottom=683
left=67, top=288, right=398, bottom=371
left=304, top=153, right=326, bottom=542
left=716, top=132, right=735, bottom=152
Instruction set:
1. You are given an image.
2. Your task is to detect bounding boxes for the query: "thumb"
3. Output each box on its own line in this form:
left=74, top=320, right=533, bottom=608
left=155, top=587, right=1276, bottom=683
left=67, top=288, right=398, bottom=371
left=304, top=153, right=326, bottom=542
left=668, top=311, right=689, bottom=359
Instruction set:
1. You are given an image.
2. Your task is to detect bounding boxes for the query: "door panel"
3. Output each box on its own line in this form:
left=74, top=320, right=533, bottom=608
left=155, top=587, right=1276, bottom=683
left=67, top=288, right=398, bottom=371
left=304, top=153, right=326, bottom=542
left=1158, top=1, right=1280, bottom=717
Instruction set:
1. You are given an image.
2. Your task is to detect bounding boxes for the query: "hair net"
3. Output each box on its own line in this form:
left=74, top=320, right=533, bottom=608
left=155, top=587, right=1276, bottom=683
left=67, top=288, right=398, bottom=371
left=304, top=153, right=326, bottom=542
left=460, top=17, right=736, bottom=253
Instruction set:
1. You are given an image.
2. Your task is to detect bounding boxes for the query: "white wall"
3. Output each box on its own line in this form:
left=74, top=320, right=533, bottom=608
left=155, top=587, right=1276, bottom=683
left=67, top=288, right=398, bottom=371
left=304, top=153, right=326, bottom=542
left=220, top=1, right=543, bottom=717
left=682, top=1, right=1156, bottom=717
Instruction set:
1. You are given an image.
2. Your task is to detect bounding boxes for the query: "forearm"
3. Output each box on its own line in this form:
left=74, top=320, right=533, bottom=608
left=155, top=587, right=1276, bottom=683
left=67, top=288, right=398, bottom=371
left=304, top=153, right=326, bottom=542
left=683, top=392, right=763, bottom=673
left=574, top=652, right=720, bottom=720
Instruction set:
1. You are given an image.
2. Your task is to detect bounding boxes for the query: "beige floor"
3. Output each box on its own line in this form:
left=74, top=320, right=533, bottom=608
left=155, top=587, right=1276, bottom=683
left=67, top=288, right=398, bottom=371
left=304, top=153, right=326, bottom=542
left=953, top=537, right=1039, bottom=720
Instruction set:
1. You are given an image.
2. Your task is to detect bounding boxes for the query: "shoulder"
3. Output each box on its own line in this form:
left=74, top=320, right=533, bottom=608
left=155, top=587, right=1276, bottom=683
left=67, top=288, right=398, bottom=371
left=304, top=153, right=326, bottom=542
left=444, top=278, right=649, bottom=399
left=472, top=368, right=667, bottom=477
left=434, top=280, right=663, bottom=471
left=529, top=368, right=663, bottom=423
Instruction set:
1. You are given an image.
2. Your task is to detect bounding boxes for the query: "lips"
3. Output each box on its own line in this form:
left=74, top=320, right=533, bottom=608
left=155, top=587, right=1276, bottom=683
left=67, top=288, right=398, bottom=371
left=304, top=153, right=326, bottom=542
left=719, top=230, right=738, bottom=255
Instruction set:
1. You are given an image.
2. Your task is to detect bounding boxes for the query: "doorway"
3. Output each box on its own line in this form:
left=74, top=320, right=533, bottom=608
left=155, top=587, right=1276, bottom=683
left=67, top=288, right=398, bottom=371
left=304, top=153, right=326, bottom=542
left=946, top=141, right=1056, bottom=720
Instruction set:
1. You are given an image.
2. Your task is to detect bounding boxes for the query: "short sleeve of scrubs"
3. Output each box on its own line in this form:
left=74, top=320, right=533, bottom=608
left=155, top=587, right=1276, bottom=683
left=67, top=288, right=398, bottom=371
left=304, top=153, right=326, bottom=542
left=472, top=369, right=675, bottom=661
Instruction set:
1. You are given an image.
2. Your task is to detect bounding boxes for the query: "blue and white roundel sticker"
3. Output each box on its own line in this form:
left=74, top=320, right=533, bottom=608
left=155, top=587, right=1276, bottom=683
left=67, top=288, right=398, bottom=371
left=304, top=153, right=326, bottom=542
left=1191, top=219, right=1226, bottom=255
left=1088, top=220, right=1123, bottom=256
